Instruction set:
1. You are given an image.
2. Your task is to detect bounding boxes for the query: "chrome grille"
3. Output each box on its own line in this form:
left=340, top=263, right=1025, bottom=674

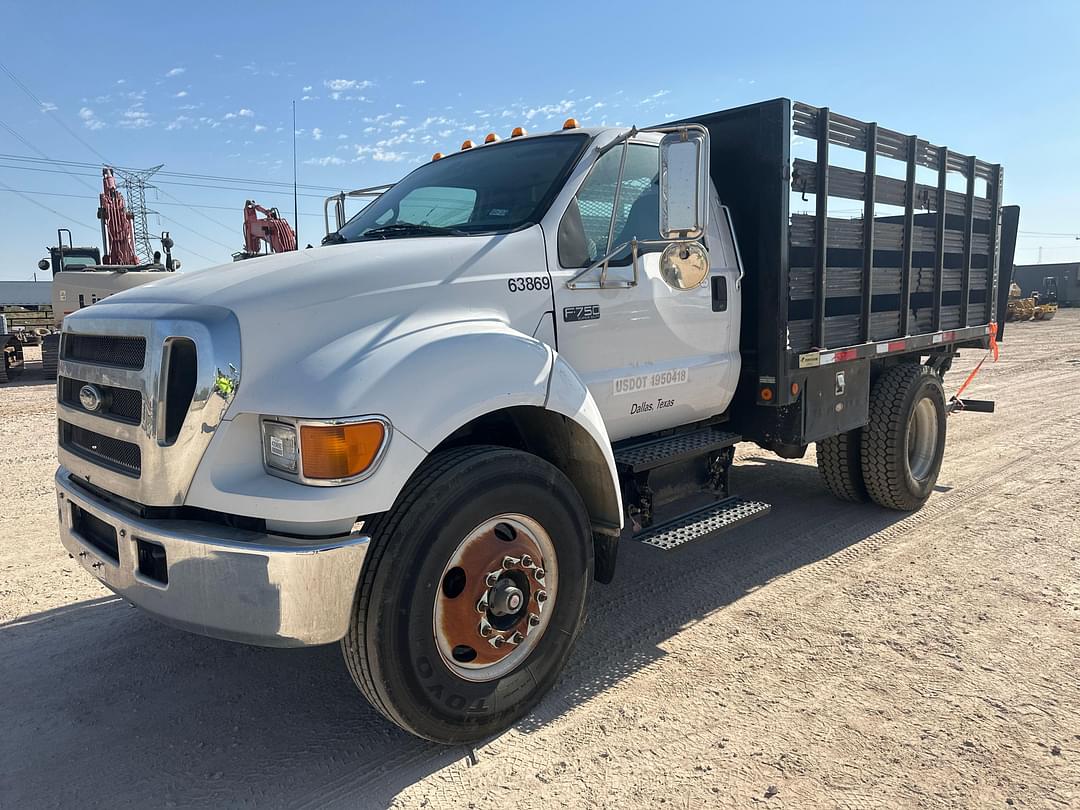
left=62, top=334, right=146, bottom=369
left=60, top=421, right=142, bottom=477
left=56, top=303, right=241, bottom=507
left=59, top=377, right=142, bottom=424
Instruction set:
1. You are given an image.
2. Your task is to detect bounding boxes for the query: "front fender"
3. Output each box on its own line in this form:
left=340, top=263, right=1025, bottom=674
left=186, top=321, right=555, bottom=524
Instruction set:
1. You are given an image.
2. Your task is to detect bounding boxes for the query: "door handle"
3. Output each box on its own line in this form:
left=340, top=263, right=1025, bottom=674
left=711, top=276, right=727, bottom=312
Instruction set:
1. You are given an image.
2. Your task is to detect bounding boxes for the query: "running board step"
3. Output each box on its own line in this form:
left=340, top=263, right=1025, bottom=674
left=614, top=426, right=740, bottom=473
left=634, top=497, right=771, bottom=551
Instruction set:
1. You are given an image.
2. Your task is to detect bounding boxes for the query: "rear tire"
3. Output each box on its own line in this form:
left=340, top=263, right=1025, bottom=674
left=817, top=430, right=867, bottom=502
left=861, top=363, right=947, bottom=511
left=342, top=445, right=592, bottom=744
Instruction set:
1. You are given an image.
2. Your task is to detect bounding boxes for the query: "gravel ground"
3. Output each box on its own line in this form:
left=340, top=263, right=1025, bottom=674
left=2, top=316, right=1078, bottom=809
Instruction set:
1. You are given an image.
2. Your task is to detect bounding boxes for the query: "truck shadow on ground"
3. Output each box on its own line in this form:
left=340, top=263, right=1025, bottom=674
left=1, top=455, right=918, bottom=809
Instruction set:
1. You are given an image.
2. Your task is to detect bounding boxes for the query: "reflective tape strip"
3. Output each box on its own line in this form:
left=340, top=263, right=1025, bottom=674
left=888, top=340, right=907, bottom=352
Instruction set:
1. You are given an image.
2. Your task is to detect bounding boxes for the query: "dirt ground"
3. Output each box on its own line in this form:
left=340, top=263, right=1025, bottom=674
left=2, top=315, right=1078, bottom=810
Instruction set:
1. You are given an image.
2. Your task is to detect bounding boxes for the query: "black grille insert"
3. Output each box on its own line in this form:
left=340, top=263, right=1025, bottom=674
left=59, top=377, right=142, bottom=424
left=60, top=421, right=141, bottom=477
left=62, top=334, right=146, bottom=370
left=163, top=338, right=197, bottom=445
left=71, top=502, right=119, bottom=563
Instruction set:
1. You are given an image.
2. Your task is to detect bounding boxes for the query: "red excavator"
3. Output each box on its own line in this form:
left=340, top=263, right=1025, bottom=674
left=233, top=200, right=297, bottom=260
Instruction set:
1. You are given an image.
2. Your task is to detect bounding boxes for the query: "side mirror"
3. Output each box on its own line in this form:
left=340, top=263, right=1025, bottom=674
left=659, top=127, right=709, bottom=240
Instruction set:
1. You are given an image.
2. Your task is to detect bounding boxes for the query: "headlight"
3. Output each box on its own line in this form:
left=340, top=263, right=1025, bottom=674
left=261, top=420, right=299, bottom=473
left=260, top=416, right=390, bottom=485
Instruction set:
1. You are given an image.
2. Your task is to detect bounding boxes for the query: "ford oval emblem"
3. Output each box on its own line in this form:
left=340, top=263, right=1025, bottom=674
left=79, top=384, right=103, bottom=412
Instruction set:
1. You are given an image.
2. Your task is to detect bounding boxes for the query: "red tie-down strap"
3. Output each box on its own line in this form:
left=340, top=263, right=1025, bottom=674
left=954, top=322, right=1000, bottom=401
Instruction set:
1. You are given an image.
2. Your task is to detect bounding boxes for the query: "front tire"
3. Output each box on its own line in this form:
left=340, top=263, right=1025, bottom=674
left=861, top=363, right=947, bottom=511
left=342, top=446, right=592, bottom=743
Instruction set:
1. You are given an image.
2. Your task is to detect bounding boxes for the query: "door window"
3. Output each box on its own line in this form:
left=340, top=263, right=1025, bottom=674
left=558, top=143, right=661, bottom=268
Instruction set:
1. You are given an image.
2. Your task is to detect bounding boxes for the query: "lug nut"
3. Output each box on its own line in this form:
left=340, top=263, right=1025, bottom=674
left=528, top=613, right=541, bottom=627
left=534, top=568, right=545, bottom=582
left=490, top=635, right=506, bottom=648
left=520, top=554, right=533, bottom=568
left=478, top=619, right=493, bottom=638
left=508, top=632, right=523, bottom=645
left=476, top=594, right=489, bottom=614
left=502, top=555, right=520, bottom=570
left=536, top=590, right=548, bottom=604
left=485, top=571, right=500, bottom=587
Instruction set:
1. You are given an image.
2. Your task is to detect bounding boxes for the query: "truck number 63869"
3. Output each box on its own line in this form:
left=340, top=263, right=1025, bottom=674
left=507, top=276, right=551, bottom=293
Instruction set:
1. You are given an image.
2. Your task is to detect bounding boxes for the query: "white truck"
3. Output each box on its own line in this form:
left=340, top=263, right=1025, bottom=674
left=55, top=99, right=1018, bottom=743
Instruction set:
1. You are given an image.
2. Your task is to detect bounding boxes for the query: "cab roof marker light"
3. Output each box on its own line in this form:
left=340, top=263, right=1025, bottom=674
left=562, top=118, right=579, bottom=130
left=510, top=126, right=527, bottom=138
left=484, top=132, right=499, bottom=144
left=431, top=152, right=443, bottom=161
left=460, top=139, right=474, bottom=150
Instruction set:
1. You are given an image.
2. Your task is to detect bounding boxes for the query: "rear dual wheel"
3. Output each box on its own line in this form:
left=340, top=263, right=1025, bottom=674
left=342, top=446, right=591, bottom=743
left=817, top=363, right=946, bottom=511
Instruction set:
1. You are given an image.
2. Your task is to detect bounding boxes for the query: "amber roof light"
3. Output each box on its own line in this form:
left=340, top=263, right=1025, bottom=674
left=461, top=139, right=474, bottom=150
left=510, top=126, right=527, bottom=138
left=562, top=118, right=579, bottom=130
left=484, top=132, right=499, bottom=143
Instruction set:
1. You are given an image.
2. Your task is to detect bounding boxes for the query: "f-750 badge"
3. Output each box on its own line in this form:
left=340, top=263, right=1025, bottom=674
left=563, top=305, right=600, bottom=322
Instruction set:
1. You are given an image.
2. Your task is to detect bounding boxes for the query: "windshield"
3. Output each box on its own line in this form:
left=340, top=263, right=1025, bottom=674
left=333, top=133, right=589, bottom=242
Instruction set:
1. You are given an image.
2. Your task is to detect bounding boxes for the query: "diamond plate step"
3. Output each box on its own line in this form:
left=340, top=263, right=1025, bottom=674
left=635, top=496, right=771, bottom=551
left=614, top=426, right=740, bottom=473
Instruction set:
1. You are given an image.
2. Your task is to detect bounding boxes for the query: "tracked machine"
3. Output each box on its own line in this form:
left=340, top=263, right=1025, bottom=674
left=30, top=168, right=181, bottom=379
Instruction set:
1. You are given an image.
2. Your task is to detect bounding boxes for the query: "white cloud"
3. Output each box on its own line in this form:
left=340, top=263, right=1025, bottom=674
left=389, top=118, right=406, bottom=128
left=312, top=127, right=323, bottom=140
left=253, top=124, right=267, bottom=133
left=166, top=67, right=186, bottom=77
left=238, top=108, right=254, bottom=117
left=40, top=101, right=58, bottom=113
left=305, top=155, right=345, bottom=166
left=79, top=107, right=105, bottom=130
left=166, top=115, right=191, bottom=131
left=337, top=133, right=347, bottom=140
left=302, top=85, right=313, bottom=92
left=524, top=99, right=574, bottom=121
left=324, top=78, right=373, bottom=92
left=175, top=90, right=188, bottom=98
left=301, top=95, right=317, bottom=102
left=117, top=107, right=152, bottom=129
left=412, top=79, right=426, bottom=85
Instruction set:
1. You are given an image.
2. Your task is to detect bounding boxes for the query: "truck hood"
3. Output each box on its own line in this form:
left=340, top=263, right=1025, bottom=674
left=105, top=233, right=519, bottom=319
left=95, top=227, right=553, bottom=419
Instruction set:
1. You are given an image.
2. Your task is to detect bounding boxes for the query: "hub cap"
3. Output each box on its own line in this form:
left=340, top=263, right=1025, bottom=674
left=906, top=396, right=939, bottom=482
left=433, top=514, right=558, bottom=682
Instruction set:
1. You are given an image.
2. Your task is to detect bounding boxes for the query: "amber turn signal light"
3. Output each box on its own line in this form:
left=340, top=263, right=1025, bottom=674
left=300, top=421, right=386, bottom=480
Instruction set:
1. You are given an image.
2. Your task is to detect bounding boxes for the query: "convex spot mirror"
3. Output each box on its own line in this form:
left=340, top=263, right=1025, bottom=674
left=659, top=127, right=709, bottom=240
left=660, top=242, right=709, bottom=290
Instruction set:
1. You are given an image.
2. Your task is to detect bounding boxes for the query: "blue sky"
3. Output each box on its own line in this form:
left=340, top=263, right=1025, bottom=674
left=1, top=0, right=1077, bottom=279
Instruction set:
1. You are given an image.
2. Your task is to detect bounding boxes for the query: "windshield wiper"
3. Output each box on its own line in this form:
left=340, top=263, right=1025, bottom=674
left=360, top=222, right=466, bottom=239
left=322, top=231, right=346, bottom=245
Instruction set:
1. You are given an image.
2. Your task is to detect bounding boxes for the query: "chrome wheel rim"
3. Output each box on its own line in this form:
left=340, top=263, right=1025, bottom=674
left=906, top=396, right=939, bottom=482
left=433, top=514, right=558, bottom=683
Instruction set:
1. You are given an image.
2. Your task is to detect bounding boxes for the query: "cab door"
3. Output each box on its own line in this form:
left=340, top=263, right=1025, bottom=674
left=547, top=141, right=741, bottom=443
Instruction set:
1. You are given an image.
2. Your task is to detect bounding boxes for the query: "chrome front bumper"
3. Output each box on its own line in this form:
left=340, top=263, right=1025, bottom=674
left=56, top=468, right=369, bottom=647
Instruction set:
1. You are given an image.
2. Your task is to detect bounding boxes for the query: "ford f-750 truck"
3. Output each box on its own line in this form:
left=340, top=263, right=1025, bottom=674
left=55, top=99, right=1018, bottom=743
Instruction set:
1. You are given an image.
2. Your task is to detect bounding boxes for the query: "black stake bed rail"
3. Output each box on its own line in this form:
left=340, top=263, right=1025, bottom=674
left=673, top=99, right=1018, bottom=451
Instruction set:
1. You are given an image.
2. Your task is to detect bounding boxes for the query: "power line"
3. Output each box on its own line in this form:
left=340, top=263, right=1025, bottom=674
left=0, top=59, right=110, bottom=164
left=0, top=153, right=343, bottom=192
left=0, top=162, right=332, bottom=199
left=0, top=185, right=323, bottom=217
left=0, top=177, right=98, bottom=231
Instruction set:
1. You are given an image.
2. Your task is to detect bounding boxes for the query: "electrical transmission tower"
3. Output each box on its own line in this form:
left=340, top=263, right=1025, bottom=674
left=114, top=164, right=163, bottom=262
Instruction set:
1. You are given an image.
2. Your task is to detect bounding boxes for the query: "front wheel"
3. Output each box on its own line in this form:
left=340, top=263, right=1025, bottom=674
left=342, top=446, right=592, bottom=743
